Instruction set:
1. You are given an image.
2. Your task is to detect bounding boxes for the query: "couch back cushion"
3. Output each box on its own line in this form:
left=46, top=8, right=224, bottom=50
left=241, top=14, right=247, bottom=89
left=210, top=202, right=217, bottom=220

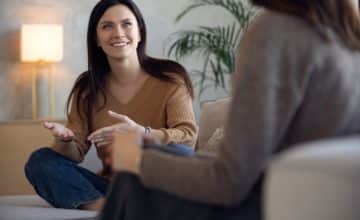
left=196, top=97, right=231, bottom=150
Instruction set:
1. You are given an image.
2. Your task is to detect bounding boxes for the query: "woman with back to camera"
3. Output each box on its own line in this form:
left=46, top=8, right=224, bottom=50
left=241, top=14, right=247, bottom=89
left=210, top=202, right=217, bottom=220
left=24, top=0, right=197, bottom=211
left=100, top=0, right=360, bottom=219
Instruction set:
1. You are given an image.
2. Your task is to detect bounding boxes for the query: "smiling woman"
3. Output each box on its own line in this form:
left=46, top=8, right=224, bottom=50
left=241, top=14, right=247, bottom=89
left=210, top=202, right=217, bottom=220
left=23, top=0, right=198, bottom=211
left=96, top=5, right=141, bottom=61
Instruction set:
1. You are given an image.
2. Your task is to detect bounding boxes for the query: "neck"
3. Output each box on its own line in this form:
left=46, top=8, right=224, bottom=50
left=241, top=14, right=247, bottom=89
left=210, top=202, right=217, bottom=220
left=107, top=57, right=144, bottom=85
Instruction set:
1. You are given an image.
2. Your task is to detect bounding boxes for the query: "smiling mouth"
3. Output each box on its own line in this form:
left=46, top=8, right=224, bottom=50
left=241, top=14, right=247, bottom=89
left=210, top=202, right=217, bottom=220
left=111, top=42, right=129, bottom=47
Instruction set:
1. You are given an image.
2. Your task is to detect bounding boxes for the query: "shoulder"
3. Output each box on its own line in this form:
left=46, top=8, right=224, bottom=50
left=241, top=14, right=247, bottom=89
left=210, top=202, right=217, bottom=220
left=238, top=10, right=340, bottom=73
left=244, top=10, right=324, bottom=51
left=149, top=72, right=186, bottom=89
left=147, top=73, right=189, bottom=99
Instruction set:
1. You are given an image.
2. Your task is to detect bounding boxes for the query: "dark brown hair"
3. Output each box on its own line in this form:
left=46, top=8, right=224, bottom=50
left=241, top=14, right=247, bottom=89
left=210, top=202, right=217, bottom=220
left=66, top=0, right=194, bottom=134
left=251, top=0, right=360, bottom=50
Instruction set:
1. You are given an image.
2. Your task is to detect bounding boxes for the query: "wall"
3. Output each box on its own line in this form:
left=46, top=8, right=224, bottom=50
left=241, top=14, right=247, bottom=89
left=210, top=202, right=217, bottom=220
left=0, top=0, right=96, bottom=121
left=0, top=0, right=233, bottom=121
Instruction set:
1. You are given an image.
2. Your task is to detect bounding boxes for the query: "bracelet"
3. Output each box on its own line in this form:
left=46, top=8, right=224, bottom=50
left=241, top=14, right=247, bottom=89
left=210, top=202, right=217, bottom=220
left=144, top=126, right=151, bottom=134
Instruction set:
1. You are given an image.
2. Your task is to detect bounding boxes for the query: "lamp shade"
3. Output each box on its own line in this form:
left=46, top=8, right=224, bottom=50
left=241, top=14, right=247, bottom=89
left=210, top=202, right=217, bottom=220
left=21, top=24, right=63, bottom=62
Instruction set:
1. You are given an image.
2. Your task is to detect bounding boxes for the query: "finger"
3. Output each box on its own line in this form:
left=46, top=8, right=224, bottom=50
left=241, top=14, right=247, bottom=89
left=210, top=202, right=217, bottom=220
left=55, top=132, right=68, bottom=140
left=108, top=110, right=128, bottom=122
left=91, top=130, right=115, bottom=142
left=61, top=135, right=73, bottom=142
left=43, top=121, right=54, bottom=129
left=89, top=130, right=105, bottom=140
left=93, top=135, right=112, bottom=144
left=66, top=130, right=74, bottom=137
left=63, top=131, right=74, bottom=140
left=96, top=140, right=112, bottom=148
left=54, top=133, right=70, bottom=141
left=88, top=127, right=114, bottom=140
left=95, top=139, right=113, bottom=147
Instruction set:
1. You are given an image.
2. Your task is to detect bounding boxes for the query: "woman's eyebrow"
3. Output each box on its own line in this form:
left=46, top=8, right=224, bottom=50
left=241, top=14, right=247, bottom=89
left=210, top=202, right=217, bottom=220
left=99, top=18, right=134, bottom=25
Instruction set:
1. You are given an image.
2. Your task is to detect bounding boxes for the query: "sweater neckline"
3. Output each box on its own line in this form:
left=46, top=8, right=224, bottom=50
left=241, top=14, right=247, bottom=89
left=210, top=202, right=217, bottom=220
left=105, top=75, right=152, bottom=107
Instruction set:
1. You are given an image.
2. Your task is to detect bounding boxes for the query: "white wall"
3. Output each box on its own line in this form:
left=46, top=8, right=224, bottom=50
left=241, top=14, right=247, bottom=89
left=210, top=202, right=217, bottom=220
left=0, top=0, right=96, bottom=121
left=0, top=0, right=233, bottom=121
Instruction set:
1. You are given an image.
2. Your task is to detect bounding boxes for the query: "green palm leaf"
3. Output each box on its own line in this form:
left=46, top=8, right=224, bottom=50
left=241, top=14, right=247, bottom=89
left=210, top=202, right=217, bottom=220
left=167, top=0, right=255, bottom=96
left=176, top=0, right=255, bottom=28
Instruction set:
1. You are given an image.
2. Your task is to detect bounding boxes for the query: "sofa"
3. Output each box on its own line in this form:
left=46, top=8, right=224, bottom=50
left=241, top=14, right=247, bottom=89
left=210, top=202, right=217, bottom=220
left=0, top=98, right=359, bottom=220
left=0, top=120, right=100, bottom=220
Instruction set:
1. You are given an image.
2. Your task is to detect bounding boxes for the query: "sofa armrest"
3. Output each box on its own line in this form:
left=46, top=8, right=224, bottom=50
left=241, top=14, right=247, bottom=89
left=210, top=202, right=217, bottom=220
left=264, top=136, right=360, bottom=220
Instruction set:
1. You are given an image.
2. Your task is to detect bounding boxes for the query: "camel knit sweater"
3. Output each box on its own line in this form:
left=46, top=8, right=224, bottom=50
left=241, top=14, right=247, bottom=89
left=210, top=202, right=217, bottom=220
left=54, top=74, right=198, bottom=177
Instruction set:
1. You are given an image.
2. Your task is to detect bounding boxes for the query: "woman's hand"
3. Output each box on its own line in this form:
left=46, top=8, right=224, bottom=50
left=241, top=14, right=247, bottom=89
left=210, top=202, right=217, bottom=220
left=88, top=126, right=117, bottom=148
left=108, top=110, right=145, bottom=133
left=88, top=110, right=145, bottom=148
left=43, top=121, right=74, bottom=142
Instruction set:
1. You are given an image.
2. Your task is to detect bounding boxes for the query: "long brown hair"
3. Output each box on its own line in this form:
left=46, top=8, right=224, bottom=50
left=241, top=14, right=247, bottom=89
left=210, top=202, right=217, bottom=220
left=66, top=0, right=194, bottom=134
left=251, top=0, right=360, bottom=50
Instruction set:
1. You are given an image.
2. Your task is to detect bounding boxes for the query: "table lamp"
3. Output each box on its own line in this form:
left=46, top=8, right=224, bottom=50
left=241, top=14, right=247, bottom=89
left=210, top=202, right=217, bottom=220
left=21, top=24, right=63, bottom=120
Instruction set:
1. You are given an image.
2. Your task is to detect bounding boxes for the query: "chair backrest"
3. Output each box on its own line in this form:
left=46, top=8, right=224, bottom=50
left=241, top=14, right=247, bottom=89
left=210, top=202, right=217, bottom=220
left=264, top=135, right=360, bottom=220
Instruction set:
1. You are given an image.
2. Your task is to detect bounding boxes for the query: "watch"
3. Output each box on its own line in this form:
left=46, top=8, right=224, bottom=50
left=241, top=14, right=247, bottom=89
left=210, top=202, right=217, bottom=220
left=144, top=126, right=151, bottom=134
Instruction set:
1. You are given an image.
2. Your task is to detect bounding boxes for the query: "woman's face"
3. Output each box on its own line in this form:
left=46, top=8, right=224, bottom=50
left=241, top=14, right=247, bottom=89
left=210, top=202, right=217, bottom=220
left=96, top=4, right=141, bottom=61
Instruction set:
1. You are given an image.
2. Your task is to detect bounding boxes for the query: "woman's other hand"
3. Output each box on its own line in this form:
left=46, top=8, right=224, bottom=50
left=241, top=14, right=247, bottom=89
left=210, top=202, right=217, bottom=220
left=43, top=121, right=74, bottom=142
left=88, top=110, right=145, bottom=148
left=88, top=126, right=116, bottom=148
left=108, top=110, right=145, bottom=133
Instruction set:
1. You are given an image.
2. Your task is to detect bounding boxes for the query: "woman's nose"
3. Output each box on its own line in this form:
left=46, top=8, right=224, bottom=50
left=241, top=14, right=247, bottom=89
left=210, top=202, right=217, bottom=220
left=112, top=25, right=125, bottom=37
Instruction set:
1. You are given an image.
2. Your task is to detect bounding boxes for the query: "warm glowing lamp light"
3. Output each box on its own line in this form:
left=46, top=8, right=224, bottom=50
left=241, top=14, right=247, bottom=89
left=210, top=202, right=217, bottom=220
left=21, top=24, right=63, bottom=62
left=21, top=24, right=63, bottom=120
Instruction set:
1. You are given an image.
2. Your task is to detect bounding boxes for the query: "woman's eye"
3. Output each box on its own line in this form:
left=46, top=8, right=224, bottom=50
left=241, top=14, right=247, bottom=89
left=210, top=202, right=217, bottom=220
left=123, top=22, right=132, bottom=27
left=102, top=24, right=112, bottom=29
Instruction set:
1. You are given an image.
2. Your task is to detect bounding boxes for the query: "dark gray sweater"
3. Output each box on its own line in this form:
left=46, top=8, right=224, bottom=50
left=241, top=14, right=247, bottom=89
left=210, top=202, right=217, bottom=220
left=140, top=10, right=360, bottom=205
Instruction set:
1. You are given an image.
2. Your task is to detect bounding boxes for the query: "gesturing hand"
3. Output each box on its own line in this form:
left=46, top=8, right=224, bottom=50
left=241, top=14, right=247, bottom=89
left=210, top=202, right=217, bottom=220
left=108, top=110, right=144, bottom=132
left=43, top=121, right=74, bottom=142
left=87, top=111, right=145, bottom=148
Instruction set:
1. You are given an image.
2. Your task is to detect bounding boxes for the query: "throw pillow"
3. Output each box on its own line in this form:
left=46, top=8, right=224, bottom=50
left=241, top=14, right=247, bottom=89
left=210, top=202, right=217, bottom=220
left=196, top=97, right=230, bottom=150
left=201, top=126, right=225, bottom=153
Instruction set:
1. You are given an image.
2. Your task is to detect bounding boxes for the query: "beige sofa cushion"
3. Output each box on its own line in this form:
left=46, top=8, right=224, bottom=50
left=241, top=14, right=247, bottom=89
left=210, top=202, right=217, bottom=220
left=197, top=97, right=230, bottom=151
left=201, top=126, right=225, bottom=153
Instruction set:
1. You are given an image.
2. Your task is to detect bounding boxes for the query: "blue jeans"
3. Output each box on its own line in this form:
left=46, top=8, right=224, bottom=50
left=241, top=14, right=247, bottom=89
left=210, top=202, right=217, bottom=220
left=24, top=144, right=193, bottom=209
left=144, top=143, right=194, bottom=156
left=24, top=148, right=109, bottom=209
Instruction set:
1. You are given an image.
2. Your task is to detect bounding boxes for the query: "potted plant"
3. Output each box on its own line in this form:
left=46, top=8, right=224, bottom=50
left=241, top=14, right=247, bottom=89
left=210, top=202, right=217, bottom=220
left=167, top=0, right=256, bottom=97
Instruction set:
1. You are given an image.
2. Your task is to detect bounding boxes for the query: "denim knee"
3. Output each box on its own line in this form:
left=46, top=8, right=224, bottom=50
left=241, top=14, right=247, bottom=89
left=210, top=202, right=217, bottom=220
left=25, top=147, right=59, bottom=183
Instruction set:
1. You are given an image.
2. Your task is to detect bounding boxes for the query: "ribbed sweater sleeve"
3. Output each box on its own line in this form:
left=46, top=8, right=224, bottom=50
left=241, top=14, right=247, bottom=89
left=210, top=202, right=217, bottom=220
left=160, top=83, right=198, bottom=147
